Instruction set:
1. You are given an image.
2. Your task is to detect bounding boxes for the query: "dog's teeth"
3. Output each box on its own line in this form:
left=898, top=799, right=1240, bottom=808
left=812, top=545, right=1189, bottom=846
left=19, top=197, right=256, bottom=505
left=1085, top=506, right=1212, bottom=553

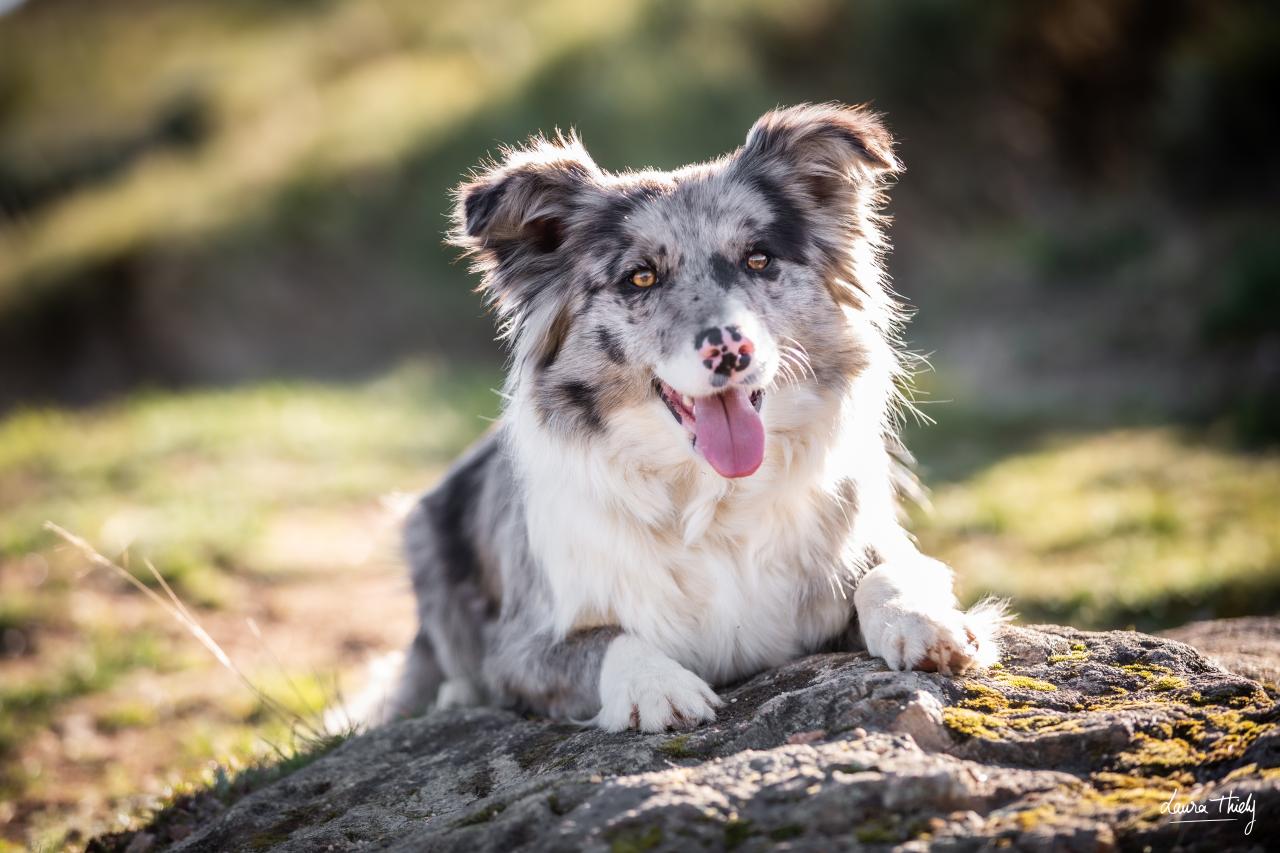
left=682, top=395, right=693, bottom=409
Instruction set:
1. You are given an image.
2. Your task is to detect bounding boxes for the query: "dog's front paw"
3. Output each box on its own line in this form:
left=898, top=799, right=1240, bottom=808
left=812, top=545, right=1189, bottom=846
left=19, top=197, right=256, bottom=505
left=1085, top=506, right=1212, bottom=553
left=865, top=601, right=1004, bottom=675
left=595, top=635, right=721, bottom=732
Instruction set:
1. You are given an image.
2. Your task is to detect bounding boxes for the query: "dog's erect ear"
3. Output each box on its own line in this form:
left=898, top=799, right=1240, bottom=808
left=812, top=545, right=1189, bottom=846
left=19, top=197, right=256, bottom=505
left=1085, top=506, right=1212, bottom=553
left=737, top=103, right=899, bottom=201
left=452, top=133, right=598, bottom=264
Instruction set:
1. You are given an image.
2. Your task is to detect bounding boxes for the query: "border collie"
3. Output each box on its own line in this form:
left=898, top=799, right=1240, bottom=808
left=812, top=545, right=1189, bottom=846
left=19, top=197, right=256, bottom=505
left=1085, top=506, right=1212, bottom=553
left=381, top=103, right=1003, bottom=732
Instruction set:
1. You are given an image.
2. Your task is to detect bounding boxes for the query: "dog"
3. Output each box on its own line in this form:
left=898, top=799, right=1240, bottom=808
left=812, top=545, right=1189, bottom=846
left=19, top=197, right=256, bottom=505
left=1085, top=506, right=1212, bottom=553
left=380, top=103, right=1004, bottom=732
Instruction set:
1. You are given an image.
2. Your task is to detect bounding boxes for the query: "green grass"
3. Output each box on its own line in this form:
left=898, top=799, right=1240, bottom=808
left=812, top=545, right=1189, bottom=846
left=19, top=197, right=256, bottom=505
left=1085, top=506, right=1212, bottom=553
left=2, top=369, right=1278, bottom=848
left=0, top=0, right=650, bottom=303
left=0, top=361, right=499, bottom=597
left=0, top=629, right=170, bottom=797
left=914, top=428, right=1280, bottom=630
left=0, top=360, right=499, bottom=847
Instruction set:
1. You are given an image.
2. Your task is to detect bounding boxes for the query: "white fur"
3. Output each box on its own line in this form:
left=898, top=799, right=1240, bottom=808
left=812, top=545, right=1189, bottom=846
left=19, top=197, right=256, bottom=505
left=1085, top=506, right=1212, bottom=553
left=436, top=678, right=484, bottom=710
left=854, top=557, right=1004, bottom=673
left=595, top=634, right=721, bottom=732
left=511, top=378, right=858, bottom=687
left=652, top=295, right=776, bottom=397
left=502, top=308, right=988, bottom=689
left=507, top=307, right=1000, bottom=709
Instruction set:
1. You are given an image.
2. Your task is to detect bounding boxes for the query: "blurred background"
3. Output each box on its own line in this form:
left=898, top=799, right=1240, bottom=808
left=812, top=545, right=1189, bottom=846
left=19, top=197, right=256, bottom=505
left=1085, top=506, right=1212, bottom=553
left=0, top=0, right=1277, bottom=847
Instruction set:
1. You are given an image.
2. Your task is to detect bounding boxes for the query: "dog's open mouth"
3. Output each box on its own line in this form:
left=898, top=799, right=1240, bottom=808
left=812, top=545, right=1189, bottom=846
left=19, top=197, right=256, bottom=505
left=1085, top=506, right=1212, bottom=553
left=655, top=380, right=765, bottom=479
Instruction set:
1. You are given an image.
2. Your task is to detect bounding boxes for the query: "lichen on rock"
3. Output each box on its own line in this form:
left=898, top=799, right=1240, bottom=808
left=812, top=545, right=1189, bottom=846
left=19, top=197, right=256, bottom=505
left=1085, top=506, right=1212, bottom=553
left=94, top=622, right=1280, bottom=852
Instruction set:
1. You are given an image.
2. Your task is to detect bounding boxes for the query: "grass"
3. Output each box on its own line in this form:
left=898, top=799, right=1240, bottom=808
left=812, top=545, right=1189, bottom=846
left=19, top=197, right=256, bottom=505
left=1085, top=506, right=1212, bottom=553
left=0, top=361, right=499, bottom=596
left=0, top=0, right=651, bottom=303
left=1, top=368, right=1277, bottom=849
left=913, top=427, right=1280, bottom=630
left=0, top=360, right=498, bottom=849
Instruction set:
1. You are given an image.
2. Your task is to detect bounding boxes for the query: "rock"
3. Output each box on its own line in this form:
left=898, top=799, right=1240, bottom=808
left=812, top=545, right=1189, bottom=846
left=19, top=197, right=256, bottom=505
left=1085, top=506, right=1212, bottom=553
left=1162, top=617, right=1280, bottom=691
left=106, top=625, right=1280, bottom=851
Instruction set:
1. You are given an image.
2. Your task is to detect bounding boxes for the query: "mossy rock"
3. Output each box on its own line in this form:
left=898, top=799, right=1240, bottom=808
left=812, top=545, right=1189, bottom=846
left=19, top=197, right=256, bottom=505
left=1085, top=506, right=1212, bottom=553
left=93, top=621, right=1280, bottom=852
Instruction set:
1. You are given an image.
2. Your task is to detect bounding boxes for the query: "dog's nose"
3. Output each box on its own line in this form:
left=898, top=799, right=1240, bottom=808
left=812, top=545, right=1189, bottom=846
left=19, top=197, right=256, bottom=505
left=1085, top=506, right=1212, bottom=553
left=694, top=325, right=755, bottom=382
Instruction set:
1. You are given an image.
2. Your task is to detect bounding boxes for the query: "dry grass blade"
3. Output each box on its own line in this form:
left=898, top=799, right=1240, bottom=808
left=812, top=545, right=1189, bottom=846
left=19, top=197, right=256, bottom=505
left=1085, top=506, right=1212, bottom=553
left=43, top=521, right=327, bottom=742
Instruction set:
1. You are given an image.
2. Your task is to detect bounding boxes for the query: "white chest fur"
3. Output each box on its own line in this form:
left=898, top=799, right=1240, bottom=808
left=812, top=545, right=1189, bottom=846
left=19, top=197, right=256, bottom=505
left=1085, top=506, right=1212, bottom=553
left=510, top=384, right=877, bottom=685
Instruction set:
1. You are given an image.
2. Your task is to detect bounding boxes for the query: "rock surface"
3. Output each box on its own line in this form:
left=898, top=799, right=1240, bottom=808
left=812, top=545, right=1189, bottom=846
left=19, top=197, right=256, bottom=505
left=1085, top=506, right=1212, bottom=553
left=1162, top=617, right=1280, bottom=690
left=106, top=624, right=1280, bottom=852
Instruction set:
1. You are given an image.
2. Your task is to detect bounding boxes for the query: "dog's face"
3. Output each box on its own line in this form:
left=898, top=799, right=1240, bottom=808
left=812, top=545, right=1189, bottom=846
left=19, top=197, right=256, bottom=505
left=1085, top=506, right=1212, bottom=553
left=453, top=104, right=901, bottom=479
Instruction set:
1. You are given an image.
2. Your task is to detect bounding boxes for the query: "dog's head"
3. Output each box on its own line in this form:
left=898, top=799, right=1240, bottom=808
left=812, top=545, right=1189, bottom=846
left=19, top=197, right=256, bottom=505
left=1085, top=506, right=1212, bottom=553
left=452, top=103, right=902, bottom=479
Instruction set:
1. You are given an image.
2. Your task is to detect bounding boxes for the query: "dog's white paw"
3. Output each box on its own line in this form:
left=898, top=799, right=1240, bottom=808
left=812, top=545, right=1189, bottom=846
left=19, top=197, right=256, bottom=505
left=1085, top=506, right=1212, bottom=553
left=595, top=635, right=721, bottom=732
left=865, top=600, right=1004, bottom=674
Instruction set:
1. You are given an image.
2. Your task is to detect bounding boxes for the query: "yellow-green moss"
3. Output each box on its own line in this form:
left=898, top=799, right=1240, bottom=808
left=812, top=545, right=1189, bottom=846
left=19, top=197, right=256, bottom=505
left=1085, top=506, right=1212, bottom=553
left=959, top=682, right=1014, bottom=713
left=1117, top=733, right=1205, bottom=771
left=1013, top=804, right=1060, bottom=831
left=943, top=706, right=1006, bottom=740
left=1047, top=643, right=1090, bottom=664
left=1004, top=714, right=1085, bottom=734
left=1200, top=710, right=1273, bottom=763
left=994, top=673, right=1058, bottom=692
left=1118, top=663, right=1175, bottom=683
left=657, top=735, right=695, bottom=759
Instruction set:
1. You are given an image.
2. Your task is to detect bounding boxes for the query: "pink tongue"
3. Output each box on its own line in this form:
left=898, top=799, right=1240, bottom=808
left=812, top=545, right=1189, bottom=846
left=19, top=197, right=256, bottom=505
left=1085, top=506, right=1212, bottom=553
left=693, top=388, right=766, bottom=478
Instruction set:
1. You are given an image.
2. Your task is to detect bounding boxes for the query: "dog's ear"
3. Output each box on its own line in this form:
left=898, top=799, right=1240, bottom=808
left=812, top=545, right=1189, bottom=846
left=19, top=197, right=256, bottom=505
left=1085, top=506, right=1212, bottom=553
left=736, top=103, right=899, bottom=203
left=452, top=133, right=598, bottom=266
left=451, top=133, right=600, bottom=368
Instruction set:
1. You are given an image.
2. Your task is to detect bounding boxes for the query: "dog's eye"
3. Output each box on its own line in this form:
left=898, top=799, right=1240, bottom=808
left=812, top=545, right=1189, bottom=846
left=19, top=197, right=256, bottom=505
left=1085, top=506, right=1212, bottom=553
left=745, top=251, right=771, bottom=271
left=629, top=268, right=658, bottom=288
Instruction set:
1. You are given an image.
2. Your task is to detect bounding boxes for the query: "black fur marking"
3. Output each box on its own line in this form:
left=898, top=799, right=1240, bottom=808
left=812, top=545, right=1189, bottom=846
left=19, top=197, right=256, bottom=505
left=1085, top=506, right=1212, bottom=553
left=463, top=180, right=508, bottom=237
left=576, top=287, right=598, bottom=319
left=557, top=380, right=605, bottom=433
left=586, top=184, right=670, bottom=279
left=588, top=195, right=637, bottom=246
left=594, top=326, right=627, bottom=365
left=694, top=327, right=724, bottom=349
left=709, top=252, right=740, bottom=292
left=425, top=440, right=499, bottom=584
left=747, top=173, right=809, bottom=262
left=727, top=325, right=742, bottom=342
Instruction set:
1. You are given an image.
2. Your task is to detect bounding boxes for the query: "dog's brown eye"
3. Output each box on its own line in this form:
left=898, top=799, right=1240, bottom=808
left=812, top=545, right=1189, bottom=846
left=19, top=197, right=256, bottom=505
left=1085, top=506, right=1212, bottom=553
left=746, top=251, right=770, bottom=271
left=630, top=268, right=658, bottom=288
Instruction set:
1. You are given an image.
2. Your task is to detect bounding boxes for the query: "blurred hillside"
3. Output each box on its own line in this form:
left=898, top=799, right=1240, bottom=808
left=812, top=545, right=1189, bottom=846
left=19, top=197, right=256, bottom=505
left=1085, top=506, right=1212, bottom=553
left=0, top=0, right=1276, bottom=434
left=1, top=0, right=1279, bottom=849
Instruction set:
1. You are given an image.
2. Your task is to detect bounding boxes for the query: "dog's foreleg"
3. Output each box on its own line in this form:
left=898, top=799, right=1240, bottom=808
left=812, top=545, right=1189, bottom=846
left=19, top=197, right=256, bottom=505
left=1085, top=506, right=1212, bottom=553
left=853, top=547, right=1006, bottom=674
